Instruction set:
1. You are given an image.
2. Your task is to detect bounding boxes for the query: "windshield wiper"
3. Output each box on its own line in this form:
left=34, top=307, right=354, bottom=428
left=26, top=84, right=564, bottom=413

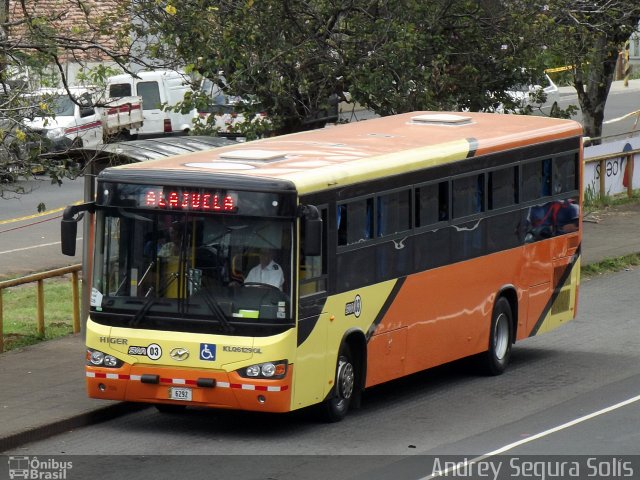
left=185, top=275, right=234, bottom=333
left=129, top=271, right=178, bottom=327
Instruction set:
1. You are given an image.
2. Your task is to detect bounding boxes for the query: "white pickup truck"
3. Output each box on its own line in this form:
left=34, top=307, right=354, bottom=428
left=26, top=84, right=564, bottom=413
left=23, top=87, right=143, bottom=152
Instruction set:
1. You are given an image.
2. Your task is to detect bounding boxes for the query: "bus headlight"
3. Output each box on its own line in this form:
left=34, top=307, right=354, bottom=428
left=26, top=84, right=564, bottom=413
left=87, top=348, right=123, bottom=368
left=238, top=360, right=287, bottom=379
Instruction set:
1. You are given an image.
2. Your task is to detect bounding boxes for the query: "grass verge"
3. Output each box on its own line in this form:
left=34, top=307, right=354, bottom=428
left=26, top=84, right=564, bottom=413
left=583, top=188, right=640, bottom=211
left=582, top=253, right=640, bottom=279
left=1, top=277, right=77, bottom=352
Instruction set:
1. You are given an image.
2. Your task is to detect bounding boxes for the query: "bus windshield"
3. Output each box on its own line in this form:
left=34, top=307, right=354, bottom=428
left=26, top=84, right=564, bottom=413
left=91, top=208, right=294, bottom=335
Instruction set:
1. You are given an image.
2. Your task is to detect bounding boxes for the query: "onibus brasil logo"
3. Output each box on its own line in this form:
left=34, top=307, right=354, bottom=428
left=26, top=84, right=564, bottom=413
left=8, top=456, right=72, bottom=479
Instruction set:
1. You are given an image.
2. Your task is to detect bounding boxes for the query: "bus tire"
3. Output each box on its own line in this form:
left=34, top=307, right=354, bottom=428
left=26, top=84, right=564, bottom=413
left=481, top=297, right=513, bottom=376
left=155, top=404, right=187, bottom=414
left=320, top=343, right=356, bottom=422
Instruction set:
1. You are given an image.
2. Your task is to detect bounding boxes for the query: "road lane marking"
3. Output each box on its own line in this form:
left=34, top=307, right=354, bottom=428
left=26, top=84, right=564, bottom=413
left=0, top=237, right=82, bottom=256
left=0, top=201, right=82, bottom=225
left=421, top=392, right=640, bottom=479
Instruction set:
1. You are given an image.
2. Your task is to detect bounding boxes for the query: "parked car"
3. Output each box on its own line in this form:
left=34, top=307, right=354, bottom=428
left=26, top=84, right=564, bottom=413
left=498, top=73, right=560, bottom=115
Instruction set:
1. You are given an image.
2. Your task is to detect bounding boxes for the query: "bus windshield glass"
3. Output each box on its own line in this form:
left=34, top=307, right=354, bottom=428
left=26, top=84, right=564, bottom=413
left=91, top=208, right=294, bottom=335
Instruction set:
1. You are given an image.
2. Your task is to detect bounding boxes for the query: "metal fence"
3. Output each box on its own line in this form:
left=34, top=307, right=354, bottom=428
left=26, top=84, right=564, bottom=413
left=584, top=147, right=637, bottom=201
left=0, top=264, right=81, bottom=353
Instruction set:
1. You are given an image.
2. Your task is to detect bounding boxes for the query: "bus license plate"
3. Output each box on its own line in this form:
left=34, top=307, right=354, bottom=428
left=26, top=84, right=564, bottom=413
left=168, top=387, right=192, bottom=401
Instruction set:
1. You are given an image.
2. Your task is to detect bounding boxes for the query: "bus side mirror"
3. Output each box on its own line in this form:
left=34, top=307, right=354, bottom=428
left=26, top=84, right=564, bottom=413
left=304, top=217, right=322, bottom=256
left=61, top=202, right=95, bottom=256
left=300, top=204, right=322, bottom=256
left=61, top=218, right=78, bottom=256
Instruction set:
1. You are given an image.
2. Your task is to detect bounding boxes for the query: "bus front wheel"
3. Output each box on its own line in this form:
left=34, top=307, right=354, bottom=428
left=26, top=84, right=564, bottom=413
left=481, top=297, right=513, bottom=376
left=320, top=343, right=356, bottom=422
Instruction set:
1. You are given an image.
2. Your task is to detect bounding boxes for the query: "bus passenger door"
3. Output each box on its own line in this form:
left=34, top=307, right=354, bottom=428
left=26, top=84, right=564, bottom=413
left=293, top=207, right=330, bottom=409
left=294, top=306, right=329, bottom=409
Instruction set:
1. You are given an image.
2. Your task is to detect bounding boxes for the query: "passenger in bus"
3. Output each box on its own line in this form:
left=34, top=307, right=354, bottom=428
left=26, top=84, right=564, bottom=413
left=158, top=228, right=181, bottom=257
left=244, top=248, right=284, bottom=290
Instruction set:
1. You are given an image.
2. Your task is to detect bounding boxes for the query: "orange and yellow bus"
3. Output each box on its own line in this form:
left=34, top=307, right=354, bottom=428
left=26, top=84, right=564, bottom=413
left=62, top=112, right=583, bottom=421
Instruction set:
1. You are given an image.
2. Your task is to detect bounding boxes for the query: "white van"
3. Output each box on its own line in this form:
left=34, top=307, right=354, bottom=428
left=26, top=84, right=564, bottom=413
left=23, top=87, right=143, bottom=151
left=106, top=70, right=197, bottom=137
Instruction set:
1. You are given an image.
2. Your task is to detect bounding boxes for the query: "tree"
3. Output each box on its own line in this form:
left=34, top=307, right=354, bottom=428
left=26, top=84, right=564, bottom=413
left=135, top=0, right=548, bottom=135
left=132, top=0, right=353, bottom=135
left=342, top=0, right=546, bottom=115
left=0, top=0, right=158, bottom=196
left=532, top=0, right=640, bottom=142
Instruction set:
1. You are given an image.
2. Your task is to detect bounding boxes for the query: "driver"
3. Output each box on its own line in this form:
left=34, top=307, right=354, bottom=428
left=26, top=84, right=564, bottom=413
left=244, top=248, right=284, bottom=290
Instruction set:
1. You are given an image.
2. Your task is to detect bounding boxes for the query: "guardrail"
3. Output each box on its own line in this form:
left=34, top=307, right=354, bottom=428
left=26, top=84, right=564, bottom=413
left=584, top=147, right=637, bottom=201
left=0, top=264, right=81, bottom=353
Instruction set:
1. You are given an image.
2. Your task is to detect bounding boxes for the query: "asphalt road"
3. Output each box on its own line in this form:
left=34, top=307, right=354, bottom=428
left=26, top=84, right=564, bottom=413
left=0, top=176, right=83, bottom=278
left=5, top=268, right=640, bottom=479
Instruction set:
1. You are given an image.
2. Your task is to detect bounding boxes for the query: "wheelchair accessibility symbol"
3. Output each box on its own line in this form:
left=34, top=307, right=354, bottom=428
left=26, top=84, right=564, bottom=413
left=200, top=343, right=216, bottom=361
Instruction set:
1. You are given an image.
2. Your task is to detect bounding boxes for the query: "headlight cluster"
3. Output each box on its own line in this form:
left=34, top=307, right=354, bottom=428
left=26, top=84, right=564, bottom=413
left=86, top=348, right=123, bottom=368
left=239, top=360, right=287, bottom=379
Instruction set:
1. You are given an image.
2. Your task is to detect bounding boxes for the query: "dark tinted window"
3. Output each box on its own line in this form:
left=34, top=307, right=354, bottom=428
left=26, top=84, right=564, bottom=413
left=452, top=174, right=484, bottom=218
left=416, top=181, right=449, bottom=226
left=489, top=167, right=518, bottom=210
left=377, top=190, right=411, bottom=237
left=522, top=158, right=552, bottom=201
left=553, top=154, right=578, bottom=194
left=137, top=81, right=162, bottom=110
left=109, top=83, right=132, bottom=98
left=337, top=198, right=373, bottom=246
left=300, top=208, right=327, bottom=296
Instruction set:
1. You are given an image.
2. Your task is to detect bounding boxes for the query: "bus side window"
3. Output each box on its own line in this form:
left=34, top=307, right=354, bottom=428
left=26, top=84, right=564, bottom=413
left=415, top=181, right=449, bottom=227
left=489, top=166, right=518, bottom=210
left=300, top=208, right=327, bottom=296
left=337, top=198, right=373, bottom=246
left=553, top=154, right=578, bottom=194
left=452, top=173, right=485, bottom=218
left=377, top=189, right=411, bottom=237
left=522, top=158, right=552, bottom=201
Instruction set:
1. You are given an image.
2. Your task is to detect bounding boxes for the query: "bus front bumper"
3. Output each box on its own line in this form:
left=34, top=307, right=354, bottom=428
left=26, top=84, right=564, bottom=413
left=86, top=364, right=293, bottom=413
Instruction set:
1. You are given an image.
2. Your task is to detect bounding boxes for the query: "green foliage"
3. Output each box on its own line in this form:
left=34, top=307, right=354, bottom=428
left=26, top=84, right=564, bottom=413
left=76, top=65, right=124, bottom=88
left=133, top=0, right=563, bottom=133
left=0, top=1, right=138, bottom=196
left=582, top=253, right=640, bottom=279
left=533, top=1, right=640, bottom=140
left=3, top=0, right=639, bottom=192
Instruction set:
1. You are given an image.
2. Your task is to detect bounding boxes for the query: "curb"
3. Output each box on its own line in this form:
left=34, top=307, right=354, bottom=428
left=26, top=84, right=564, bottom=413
left=0, top=402, right=149, bottom=453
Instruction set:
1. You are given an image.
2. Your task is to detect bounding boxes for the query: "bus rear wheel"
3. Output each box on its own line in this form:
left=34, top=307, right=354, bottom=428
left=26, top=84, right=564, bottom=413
left=481, top=297, right=513, bottom=376
left=320, top=343, right=355, bottom=422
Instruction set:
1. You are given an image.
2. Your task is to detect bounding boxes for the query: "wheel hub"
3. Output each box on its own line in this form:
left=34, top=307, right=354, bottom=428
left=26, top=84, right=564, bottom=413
left=337, top=360, right=354, bottom=400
